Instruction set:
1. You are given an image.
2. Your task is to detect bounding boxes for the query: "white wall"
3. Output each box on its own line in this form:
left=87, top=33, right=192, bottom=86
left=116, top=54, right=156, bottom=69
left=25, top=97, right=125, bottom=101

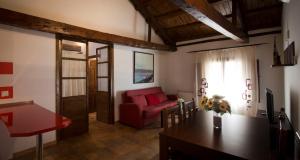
left=0, top=0, right=163, bottom=44
left=0, top=1, right=165, bottom=158
left=0, top=24, right=56, bottom=159
left=282, top=0, right=300, bottom=134
left=114, top=45, right=161, bottom=121
left=160, top=34, right=284, bottom=112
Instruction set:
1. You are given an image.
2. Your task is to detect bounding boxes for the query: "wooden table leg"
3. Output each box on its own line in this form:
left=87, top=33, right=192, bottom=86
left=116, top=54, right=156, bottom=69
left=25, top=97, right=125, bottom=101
left=159, top=134, right=168, bottom=160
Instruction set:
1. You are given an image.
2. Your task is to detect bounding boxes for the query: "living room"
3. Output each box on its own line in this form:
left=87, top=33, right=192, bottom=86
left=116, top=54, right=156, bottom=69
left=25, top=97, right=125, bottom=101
left=0, top=0, right=299, bottom=159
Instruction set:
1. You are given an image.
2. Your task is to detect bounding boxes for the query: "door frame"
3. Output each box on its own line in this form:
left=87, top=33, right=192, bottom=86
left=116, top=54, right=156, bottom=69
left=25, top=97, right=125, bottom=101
left=95, top=45, right=114, bottom=124
left=55, top=34, right=89, bottom=141
left=87, top=58, right=97, bottom=113
left=56, top=35, right=115, bottom=141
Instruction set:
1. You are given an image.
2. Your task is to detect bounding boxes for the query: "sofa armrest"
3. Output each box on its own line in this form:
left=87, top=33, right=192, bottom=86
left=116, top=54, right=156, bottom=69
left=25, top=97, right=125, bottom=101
left=119, top=103, right=144, bottom=128
left=167, top=94, right=178, bottom=101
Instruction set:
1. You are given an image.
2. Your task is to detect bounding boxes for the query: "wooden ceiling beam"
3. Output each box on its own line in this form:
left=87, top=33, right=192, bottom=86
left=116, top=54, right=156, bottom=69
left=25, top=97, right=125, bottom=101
left=155, top=0, right=226, bottom=21
left=169, top=0, right=248, bottom=42
left=0, top=8, right=176, bottom=51
left=129, top=0, right=175, bottom=45
left=140, top=0, right=156, bottom=6
left=165, top=3, right=281, bottom=32
left=165, top=14, right=231, bottom=30
left=155, top=9, right=183, bottom=20
left=207, top=0, right=223, bottom=3
left=237, top=0, right=248, bottom=33
left=247, top=3, right=282, bottom=15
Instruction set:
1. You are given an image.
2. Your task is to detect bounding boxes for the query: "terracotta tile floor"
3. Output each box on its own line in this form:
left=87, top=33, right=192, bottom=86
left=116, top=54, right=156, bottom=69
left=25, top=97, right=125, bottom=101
left=14, top=114, right=162, bottom=160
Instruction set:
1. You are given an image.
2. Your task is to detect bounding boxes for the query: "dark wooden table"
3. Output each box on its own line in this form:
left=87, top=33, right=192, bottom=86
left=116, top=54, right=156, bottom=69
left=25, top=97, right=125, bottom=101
left=159, top=111, right=275, bottom=160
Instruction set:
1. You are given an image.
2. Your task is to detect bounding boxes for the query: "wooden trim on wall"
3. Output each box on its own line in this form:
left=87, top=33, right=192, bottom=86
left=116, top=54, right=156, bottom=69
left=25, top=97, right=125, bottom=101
left=0, top=8, right=176, bottom=51
left=177, top=30, right=282, bottom=47
left=62, top=57, right=86, bottom=61
left=55, top=34, right=62, bottom=141
left=109, top=44, right=115, bottom=124
left=61, top=77, right=87, bottom=80
left=187, top=43, right=268, bottom=53
left=85, top=41, right=89, bottom=127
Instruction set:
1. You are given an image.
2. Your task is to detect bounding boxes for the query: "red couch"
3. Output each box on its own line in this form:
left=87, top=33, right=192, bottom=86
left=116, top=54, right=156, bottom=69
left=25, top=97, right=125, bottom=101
left=119, top=87, right=178, bottom=128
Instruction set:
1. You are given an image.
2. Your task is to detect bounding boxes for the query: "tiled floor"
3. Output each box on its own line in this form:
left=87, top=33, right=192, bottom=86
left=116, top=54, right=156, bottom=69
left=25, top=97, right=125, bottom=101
left=14, top=114, right=162, bottom=160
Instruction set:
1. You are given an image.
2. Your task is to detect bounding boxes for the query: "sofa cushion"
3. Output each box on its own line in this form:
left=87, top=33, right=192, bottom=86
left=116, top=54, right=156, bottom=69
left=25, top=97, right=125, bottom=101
left=143, top=100, right=177, bottom=119
left=125, top=87, right=162, bottom=98
left=131, top=95, right=147, bottom=107
left=155, top=93, right=168, bottom=103
left=145, top=94, right=160, bottom=106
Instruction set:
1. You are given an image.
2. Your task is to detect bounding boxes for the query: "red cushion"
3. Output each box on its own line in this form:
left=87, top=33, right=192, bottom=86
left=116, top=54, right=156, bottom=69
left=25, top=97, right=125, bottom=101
left=131, top=95, right=147, bottom=107
left=145, top=94, right=160, bottom=106
left=155, top=93, right=168, bottom=103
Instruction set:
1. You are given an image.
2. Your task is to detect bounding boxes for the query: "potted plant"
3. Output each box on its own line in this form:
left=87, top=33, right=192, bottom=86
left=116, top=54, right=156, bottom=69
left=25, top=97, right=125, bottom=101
left=199, top=95, right=231, bottom=129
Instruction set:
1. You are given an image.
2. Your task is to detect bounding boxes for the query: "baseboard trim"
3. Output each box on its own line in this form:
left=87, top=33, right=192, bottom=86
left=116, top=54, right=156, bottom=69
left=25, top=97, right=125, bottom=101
left=11, top=140, right=57, bottom=159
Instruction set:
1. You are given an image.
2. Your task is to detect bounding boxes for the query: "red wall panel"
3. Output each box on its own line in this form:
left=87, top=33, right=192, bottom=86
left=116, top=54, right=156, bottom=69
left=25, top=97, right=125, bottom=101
left=0, top=62, right=13, bottom=74
left=0, top=86, right=13, bottom=99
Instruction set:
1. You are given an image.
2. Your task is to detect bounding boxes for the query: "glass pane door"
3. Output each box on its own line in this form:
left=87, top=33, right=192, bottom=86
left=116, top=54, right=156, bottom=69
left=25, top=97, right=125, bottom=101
left=95, top=46, right=111, bottom=123
left=58, top=38, right=88, bottom=140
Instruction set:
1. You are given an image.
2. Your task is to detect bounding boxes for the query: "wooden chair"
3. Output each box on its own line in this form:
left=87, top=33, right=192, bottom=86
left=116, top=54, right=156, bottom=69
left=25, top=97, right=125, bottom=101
left=162, top=99, right=197, bottom=130
left=181, top=99, right=197, bottom=120
left=162, top=105, right=182, bottom=130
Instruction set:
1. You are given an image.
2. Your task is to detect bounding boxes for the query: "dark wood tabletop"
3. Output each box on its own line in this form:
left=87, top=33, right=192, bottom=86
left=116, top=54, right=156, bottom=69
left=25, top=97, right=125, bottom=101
left=159, top=111, right=274, bottom=160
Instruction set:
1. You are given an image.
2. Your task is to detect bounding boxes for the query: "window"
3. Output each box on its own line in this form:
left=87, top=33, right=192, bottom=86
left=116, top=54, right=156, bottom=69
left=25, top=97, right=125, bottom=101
left=196, top=47, right=257, bottom=116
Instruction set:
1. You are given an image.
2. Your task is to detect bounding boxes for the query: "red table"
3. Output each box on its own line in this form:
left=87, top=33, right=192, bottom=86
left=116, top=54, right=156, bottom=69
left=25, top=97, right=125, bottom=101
left=0, top=102, right=71, bottom=160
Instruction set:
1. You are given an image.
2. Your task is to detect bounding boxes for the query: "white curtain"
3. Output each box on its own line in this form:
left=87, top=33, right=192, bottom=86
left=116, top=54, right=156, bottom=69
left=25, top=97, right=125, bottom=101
left=62, top=51, right=86, bottom=97
left=196, top=46, right=257, bottom=116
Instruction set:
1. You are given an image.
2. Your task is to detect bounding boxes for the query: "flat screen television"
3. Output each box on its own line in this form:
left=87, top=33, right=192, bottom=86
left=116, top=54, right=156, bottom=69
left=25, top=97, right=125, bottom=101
left=266, top=88, right=275, bottom=123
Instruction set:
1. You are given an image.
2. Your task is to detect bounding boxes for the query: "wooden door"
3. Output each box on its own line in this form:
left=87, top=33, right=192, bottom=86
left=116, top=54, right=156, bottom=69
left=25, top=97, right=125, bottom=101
left=88, top=59, right=97, bottom=113
left=96, top=46, right=114, bottom=123
left=56, top=36, right=88, bottom=140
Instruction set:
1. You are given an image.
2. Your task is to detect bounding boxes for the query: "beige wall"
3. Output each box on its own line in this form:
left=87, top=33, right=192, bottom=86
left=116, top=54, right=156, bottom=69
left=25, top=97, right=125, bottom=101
left=0, top=0, right=163, bottom=44
left=282, top=0, right=300, bottom=135
left=160, top=33, right=284, bottom=112
left=0, top=24, right=56, bottom=160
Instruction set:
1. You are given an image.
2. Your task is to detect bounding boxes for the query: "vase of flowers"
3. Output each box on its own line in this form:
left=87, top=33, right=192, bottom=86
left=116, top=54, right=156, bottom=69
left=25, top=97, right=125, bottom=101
left=199, top=95, right=231, bottom=129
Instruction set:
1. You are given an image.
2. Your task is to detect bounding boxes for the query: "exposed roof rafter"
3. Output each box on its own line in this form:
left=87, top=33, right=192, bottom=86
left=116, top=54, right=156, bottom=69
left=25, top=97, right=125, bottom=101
left=129, top=0, right=175, bottom=46
left=169, top=0, right=249, bottom=42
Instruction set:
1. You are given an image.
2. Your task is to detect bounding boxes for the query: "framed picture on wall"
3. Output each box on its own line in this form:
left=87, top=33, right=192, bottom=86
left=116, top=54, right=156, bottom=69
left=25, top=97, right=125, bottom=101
left=133, top=51, right=154, bottom=84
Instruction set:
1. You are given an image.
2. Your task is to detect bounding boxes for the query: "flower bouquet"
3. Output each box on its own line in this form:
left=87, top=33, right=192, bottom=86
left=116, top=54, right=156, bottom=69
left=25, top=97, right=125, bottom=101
left=199, top=95, right=231, bottom=129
